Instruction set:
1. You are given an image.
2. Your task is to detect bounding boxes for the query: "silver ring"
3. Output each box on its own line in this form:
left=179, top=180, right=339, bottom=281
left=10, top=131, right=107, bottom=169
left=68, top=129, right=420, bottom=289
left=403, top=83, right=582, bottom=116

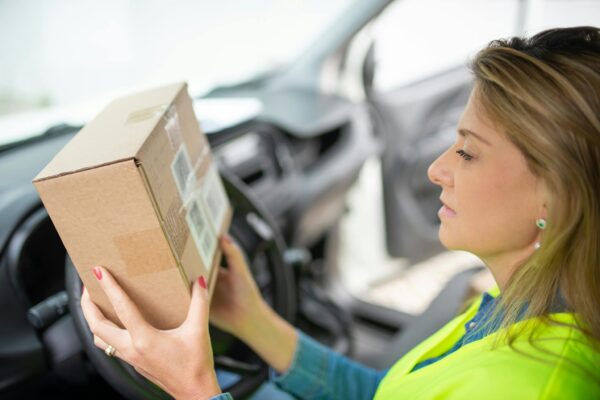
left=105, top=344, right=116, bottom=357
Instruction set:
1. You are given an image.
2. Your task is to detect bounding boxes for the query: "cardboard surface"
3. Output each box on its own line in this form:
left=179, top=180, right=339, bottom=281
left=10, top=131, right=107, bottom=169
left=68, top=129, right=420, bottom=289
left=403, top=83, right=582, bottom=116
left=33, top=82, right=232, bottom=329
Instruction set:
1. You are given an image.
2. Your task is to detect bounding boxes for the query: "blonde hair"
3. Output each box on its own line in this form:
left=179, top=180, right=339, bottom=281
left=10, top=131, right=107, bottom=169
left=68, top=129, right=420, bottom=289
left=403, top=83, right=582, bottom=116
left=470, top=26, right=600, bottom=376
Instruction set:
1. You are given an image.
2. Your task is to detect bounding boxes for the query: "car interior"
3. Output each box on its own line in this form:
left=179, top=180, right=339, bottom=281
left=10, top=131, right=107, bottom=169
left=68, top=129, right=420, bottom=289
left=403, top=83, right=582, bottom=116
left=0, top=0, right=597, bottom=399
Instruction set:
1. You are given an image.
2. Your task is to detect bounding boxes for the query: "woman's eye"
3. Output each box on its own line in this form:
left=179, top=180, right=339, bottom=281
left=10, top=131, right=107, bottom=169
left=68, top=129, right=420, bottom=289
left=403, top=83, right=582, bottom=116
left=456, top=149, right=474, bottom=161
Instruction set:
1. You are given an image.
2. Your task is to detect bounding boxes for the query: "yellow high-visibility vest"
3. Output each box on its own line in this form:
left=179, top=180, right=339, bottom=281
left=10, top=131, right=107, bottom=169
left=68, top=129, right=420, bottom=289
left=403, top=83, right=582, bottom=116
left=374, top=289, right=600, bottom=399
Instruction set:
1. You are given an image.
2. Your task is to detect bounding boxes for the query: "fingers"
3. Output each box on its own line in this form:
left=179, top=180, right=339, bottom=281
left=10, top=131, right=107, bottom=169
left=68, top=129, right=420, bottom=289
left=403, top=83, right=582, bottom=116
left=93, top=334, right=122, bottom=358
left=81, top=288, right=131, bottom=353
left=220, top=234, right=249, bottom=275
left=92, top=333, right=143, bottom=372
left=183, top=275, right=210, bottom=330
left=93, top=334, right=111, bottom=353
left=92, top=266, right=150, bottom=336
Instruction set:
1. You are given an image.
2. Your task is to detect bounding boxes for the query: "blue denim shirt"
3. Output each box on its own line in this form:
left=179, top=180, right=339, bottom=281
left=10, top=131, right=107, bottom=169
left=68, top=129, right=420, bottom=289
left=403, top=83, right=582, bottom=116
left=210, top=291, right=506, bottom=400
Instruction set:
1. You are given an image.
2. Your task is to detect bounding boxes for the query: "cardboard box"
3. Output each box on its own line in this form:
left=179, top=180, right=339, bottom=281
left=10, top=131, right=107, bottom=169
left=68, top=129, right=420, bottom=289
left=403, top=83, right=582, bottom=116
left=33, top=82, right=232, bottom=329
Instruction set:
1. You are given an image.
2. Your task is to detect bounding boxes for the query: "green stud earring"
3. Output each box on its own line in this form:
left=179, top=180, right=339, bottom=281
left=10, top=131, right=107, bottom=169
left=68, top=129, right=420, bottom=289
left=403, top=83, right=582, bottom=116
left=536, top=218, right=547, bottom=230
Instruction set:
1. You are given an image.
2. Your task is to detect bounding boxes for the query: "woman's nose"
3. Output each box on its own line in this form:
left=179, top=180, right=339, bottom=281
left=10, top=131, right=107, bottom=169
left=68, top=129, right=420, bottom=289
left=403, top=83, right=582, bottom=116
left=427, top=148, right=454, bottom=188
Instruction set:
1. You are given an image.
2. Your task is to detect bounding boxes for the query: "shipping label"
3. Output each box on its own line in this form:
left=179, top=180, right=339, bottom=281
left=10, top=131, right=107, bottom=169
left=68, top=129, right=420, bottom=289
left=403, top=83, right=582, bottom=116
left=163, top=105, right=183, bottom=150
left=171, top=145, right=193, bottom=199
left=201, top=163, right=228, bottom=234
left=185, top=198, right=216, bottom=271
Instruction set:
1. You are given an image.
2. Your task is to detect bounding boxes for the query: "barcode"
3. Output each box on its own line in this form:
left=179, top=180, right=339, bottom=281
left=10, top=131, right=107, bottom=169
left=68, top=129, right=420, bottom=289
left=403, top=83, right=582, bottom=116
left=186, top=199, right=216, bottom=271
left=205, top=185, right=221, bottom=220
left=201, top=231, right=215, bottom=261
left=171, top=145, right=192, bottom=198
left=188, top=201, right=206, bottom=234
left=202, top=164, right=227, bottom=233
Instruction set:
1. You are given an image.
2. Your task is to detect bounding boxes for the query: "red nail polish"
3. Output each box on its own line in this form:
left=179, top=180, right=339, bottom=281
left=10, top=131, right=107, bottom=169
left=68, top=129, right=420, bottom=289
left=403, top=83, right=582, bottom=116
left=93, top=266, right=103, bottom=280
left=198, top=275, right=207, bottom=289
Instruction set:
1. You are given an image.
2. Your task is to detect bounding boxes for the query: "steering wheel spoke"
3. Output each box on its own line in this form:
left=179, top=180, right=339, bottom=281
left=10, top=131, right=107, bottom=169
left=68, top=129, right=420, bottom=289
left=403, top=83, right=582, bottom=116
left=214, top=355, right=262, bottom=374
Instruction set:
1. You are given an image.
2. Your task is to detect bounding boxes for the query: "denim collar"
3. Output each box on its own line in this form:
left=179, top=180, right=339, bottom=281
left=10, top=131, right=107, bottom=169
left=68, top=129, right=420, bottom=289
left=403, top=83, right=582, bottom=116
left=410, top=288, right=570, bottom=373
left=462, top=289, right=569, bottom=346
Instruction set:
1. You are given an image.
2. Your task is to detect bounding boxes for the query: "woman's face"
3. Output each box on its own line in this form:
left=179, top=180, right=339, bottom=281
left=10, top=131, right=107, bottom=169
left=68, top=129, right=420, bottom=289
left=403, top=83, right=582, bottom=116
left=427, top=90, right=545, bottom=264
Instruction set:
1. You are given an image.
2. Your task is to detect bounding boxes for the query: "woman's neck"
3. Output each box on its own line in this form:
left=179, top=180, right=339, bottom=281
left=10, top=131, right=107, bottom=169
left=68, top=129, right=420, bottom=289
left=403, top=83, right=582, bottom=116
left=480, top=245, right=536, bottom=291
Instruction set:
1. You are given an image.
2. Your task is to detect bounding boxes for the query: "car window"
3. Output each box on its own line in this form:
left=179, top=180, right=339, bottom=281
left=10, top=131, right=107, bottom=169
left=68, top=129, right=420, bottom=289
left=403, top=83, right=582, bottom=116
left=372, top=0, right=600, bottom=93
left=0, top=0, right=354, bottom=145
left=372, top=0, right=520, bottom=92
left=523, top=0, right=600, bottom=33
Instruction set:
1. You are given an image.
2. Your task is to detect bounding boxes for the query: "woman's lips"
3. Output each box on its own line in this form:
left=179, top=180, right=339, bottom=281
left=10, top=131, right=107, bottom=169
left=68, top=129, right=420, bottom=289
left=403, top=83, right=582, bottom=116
left=438, top=201, right=456, bottom=218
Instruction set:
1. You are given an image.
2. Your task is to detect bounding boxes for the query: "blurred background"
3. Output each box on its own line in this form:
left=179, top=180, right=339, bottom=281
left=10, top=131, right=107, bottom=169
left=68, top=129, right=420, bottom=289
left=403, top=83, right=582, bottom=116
left=0, top=0, right=351, bottom=144
left=0, top=2, right=599, bottom=398
left=2, top=0, right=598, bottom=144
left=2, top=0, right=600, bottom=316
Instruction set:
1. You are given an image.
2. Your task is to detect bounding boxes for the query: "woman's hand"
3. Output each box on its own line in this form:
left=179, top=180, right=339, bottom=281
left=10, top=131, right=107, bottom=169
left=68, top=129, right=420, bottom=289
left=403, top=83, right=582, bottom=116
left=81, top=266, right=221, bottom=400
left=210, top=234, right=298, bottom=374
left=209, top=235, right=267, bottom=340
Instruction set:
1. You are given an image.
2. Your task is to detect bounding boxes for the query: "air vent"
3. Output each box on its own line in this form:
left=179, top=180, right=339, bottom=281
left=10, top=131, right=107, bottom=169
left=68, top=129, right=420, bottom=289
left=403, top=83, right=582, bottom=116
left=241, top=168, right=265, bottom=185
left=316, top=128, right=341, bottom=157
left=215, top=131, right=273, bottom=187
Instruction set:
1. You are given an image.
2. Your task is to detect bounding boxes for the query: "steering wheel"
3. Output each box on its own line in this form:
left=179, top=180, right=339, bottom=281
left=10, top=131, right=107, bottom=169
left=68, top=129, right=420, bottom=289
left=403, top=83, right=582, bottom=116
left=65, top=169, right=296, bottom=399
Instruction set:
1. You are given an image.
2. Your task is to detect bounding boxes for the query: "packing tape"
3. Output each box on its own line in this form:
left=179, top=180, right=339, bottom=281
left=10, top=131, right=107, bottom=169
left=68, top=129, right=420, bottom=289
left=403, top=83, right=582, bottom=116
left=163, top=105, right=183, bottom=150
left=197, top=162, right=229, bottom=234
left=176, top=145, right=211, bottom=213
left=126, top=104, right=169, bottom=125
left=163, top=195, right=188, bottom=259
left=164, top=104, right=228, bottom=276
left=113, top=227, right=174, bottom=277
left=177, top=156, right=229, bottom=277
left=127, top=103, right=182, bottom=149
left=184, top=193, right=217, bottom=271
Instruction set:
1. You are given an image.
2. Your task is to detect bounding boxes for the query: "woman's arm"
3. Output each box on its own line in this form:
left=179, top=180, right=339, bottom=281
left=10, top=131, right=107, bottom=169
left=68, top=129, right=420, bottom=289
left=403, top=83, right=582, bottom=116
left=210, top=236, right=299, bottom=373
left=266, top=328, right=387, bottom=400
left=236, top=299, right=299, bottom=374
left=231, top=291, right=387, bottom=400
left=212, top=236, right=387, bottom=400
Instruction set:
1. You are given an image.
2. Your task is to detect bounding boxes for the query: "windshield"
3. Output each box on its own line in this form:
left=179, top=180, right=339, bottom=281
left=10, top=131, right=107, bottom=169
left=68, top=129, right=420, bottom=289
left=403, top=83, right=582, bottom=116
left=0, top=0, right=354, bottom=146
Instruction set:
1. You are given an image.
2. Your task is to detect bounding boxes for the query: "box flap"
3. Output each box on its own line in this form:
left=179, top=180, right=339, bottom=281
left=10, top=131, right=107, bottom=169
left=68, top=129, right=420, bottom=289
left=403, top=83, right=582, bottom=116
left=33, top=82, right=187, bottom=182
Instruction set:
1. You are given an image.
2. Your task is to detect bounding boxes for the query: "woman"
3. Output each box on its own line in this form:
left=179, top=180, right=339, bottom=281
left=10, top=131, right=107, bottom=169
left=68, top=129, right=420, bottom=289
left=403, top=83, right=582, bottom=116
left=81, top=26, right=600, bottom=399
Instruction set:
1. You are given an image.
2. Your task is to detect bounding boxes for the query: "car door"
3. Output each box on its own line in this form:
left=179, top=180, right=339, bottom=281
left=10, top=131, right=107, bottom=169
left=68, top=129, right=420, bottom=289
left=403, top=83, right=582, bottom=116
left=370, top=0, right=600, bottom=265
left=369, top=0, right=523, bottom=264
left=373, top=67, right=472, bottom=263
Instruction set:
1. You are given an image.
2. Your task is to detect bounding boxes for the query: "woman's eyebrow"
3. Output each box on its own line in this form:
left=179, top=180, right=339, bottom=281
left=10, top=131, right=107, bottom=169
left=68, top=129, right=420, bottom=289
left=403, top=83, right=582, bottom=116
left=458, top=128, right=491, bottom=146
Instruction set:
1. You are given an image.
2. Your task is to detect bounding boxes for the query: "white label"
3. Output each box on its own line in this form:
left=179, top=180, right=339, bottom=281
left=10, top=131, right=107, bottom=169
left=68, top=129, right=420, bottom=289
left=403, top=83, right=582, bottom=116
left=171, top=145, right=193, bottom=199
left=201, top=163, right=228, bottom=233
left=185, top=198, right=216, bottom=271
